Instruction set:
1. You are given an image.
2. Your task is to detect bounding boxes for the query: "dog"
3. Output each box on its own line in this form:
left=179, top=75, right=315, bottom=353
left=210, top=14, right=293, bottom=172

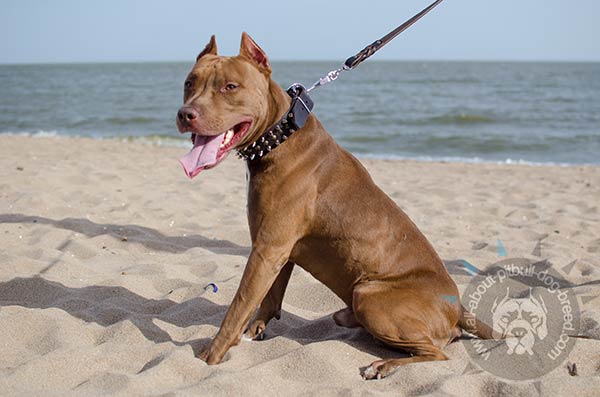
left=176, top=33, right=492, bottom=379
left=491, top=287, right=548, bottom=355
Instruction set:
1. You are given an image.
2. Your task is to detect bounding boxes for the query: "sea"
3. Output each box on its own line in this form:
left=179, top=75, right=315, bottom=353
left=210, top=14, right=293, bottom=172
left=1, top=61, right=599, bottom=165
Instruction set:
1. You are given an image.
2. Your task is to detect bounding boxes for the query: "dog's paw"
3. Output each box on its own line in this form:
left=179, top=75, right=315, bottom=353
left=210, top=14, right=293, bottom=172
left=243, top=320, right=267, bottom=341
left=198, top=343, right=225, bottom=365
left=362, top=364, right=382, bottom=380
left=361, top=360, right=394, bottom=380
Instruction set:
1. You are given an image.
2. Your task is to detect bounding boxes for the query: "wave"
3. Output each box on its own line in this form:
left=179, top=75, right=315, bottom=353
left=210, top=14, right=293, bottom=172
left=402, top=78, right=482, bottom=85
left=0, top=130, right=59, bottom=137
left=116, top=134, right=189, bottom=147
left=67, top=116, right=161, bottom=128
left=0, top=131, right=189, bottom=147
left=347, top=112, right=499, bottom=128
left=415, top=136, right=552, bottom=152
left=357, top=153, right=581, bottom=167
left=3, top=131, right=598, bottom=166
left=2, top=131, right=593, bottom=166
left=427, top=113, right=498, bottom=125
left=105, top=116, right=160, bottom=125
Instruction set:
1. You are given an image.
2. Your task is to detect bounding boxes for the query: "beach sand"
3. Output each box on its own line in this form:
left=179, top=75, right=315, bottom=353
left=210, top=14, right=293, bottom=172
left=1, top=135, right=599, bottom=396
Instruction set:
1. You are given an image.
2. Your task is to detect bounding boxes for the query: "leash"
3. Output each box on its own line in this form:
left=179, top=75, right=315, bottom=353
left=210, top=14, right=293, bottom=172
left=238, top=0, right=445, bottom=162
left=307, top=0, right=445, bottom=93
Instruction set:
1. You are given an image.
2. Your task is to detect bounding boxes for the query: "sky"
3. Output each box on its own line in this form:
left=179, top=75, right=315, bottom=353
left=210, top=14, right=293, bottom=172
left=1, top=0, right=599, bottom=64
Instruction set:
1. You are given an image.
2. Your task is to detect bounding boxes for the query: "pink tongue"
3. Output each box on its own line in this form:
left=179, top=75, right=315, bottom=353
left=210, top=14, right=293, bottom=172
left=179, top=133, right=225, bottom=179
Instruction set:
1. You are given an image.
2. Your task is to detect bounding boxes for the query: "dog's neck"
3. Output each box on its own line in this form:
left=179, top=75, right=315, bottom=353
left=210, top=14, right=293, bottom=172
left=253, top=80, right=291, bottom=145
left=245, top=110, right=334, bottom=182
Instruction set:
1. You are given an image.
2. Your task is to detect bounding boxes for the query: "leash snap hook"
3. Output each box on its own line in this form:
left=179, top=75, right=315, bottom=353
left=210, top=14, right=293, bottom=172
left=307, top=67, right=344, bottom=92
left=325, top=69, right=341, bottom=83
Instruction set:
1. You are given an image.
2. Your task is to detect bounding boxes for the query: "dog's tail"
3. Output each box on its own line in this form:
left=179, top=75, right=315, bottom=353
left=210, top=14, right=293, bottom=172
left=458, top=304, right=495, bottom=339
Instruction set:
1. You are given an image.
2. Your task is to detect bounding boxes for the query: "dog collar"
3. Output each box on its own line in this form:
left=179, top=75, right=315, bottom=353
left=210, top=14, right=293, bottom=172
left=236, top=84, right=314, bottom=162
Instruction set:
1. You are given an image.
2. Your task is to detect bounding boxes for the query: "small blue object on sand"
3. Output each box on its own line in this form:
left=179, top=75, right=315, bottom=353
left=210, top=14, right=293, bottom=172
left=205, top=283, right=218, bottom=293
left=497, top=239, right=507, bottom=257
left=460, top=259, right=479, bottom=276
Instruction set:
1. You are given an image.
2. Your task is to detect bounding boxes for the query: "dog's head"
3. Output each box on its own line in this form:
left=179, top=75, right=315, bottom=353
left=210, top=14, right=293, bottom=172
left=491, top=287, right=548, bottom=355
left=177, top=33, right=276, bottom=178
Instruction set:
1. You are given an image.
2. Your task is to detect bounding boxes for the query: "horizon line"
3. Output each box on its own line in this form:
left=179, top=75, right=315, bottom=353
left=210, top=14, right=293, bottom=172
left=2, top=58, right=600, bottom=66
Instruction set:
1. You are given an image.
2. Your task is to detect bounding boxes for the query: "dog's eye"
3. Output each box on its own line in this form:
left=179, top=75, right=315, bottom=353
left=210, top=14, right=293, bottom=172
left=530, top=315, right=539, bottom=324
left=222, top=83, right=239, bottom=92
left=184, top=80, right=192, bottom=89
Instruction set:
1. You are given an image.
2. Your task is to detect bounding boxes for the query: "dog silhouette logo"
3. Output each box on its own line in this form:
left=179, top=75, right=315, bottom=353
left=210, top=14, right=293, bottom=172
left=462, top=257, right=580, bottom=381
left=491, top=287, right=548, bottom=356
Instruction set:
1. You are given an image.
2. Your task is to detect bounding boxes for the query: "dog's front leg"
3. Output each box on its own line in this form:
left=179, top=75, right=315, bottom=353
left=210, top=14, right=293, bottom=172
left=244, top=261, right=294, bottom=340
left=199, top=247, right=289, bottom=364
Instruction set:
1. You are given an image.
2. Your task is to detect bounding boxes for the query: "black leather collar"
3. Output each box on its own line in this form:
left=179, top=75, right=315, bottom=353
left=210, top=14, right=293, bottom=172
left=237, top=84, right=314, bottom=162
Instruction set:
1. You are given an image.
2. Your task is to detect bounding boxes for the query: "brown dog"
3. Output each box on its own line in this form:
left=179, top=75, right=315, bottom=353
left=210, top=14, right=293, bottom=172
left=176, top=33, right=490, bottom=379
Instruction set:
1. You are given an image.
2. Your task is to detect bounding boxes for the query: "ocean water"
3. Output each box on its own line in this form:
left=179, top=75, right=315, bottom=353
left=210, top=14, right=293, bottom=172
left=1, top=61, right=599, bottom=165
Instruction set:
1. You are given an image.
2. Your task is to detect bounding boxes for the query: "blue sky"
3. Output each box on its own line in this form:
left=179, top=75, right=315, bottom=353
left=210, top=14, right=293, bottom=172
left=1, top=0, right=599, bottom=64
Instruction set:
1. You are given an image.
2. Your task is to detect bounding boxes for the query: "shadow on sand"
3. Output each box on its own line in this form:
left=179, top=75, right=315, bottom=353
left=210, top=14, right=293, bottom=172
left=0, top=276, right=403, bottom=363
left=0, top=213, right=251, bottom=256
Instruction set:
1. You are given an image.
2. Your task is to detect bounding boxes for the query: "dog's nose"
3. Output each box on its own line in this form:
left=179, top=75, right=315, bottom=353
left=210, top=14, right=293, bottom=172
left=177, top=106, right=199, bottom=123
left=511, top=326, right=528, bottom=338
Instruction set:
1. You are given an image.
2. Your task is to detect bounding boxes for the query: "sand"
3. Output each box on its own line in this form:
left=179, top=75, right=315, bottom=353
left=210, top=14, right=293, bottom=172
left=0, top=135, right=599, bottom=396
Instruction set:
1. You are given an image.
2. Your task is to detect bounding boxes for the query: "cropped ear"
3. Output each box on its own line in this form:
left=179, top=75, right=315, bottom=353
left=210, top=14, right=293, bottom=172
left=239, top=32, right=271, bottom=73
left=196, top=35, right=217, bottom=61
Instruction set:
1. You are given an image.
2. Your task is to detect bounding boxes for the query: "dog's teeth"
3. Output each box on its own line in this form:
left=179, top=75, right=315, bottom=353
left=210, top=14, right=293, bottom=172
left=221, top=129, right=235, bottom=148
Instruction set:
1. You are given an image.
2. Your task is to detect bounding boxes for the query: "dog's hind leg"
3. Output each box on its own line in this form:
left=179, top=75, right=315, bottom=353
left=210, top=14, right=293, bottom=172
left=362, top=342, right=448, bottom=380
left=244, top=261, right=294, bottom=340
left=352, top=281, right=457, bottom=380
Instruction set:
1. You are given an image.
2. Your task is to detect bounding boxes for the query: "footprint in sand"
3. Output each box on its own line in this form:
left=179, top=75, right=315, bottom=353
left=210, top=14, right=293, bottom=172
left=587, top=238, right=600, bottom=253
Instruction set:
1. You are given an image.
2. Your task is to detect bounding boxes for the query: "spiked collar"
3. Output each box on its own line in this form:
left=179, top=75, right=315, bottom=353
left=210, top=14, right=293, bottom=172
left=237, top=84, right=314, bottom=162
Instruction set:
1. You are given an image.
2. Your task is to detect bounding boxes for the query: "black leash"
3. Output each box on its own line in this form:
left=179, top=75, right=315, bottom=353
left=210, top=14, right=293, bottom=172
left=307, top=0, right=446, bottom=92
left=238, top=0, right=445, bottom=162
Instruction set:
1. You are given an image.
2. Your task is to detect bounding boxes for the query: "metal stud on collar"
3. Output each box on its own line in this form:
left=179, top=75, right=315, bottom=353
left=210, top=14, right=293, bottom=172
left=237, top=83, right=314, bottom=162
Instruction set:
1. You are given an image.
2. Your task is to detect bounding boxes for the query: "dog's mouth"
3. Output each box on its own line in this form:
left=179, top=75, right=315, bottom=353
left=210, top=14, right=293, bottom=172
left=179, top=120, right=252, bottom=178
